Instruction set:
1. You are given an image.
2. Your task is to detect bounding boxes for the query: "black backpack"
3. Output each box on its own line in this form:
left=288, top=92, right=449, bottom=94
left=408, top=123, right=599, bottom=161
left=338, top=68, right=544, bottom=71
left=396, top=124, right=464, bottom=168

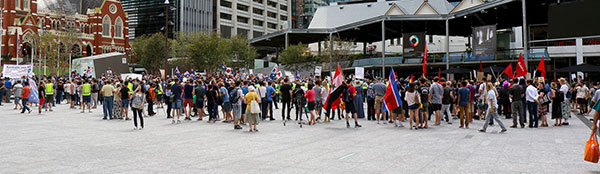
left=342, top=87, right=353, bottom=102
left=230, top=87, right=240, bottom=103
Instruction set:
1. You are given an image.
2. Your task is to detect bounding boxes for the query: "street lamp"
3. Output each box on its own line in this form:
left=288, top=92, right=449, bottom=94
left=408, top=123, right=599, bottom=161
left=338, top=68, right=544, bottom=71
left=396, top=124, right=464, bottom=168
left=164, top=0, right=169, bottom=76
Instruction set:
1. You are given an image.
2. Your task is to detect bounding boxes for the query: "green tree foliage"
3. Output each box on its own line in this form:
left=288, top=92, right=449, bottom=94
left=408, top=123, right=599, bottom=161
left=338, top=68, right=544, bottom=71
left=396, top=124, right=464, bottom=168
left=186, top=32, right=231, bottom=73
left=131, top=33, right=168, bottom=72
left=279, top=43, right=314, bottom=72
left=320, top=36, right=358, bottom=63
left=229, top=35, right=258, bottom=70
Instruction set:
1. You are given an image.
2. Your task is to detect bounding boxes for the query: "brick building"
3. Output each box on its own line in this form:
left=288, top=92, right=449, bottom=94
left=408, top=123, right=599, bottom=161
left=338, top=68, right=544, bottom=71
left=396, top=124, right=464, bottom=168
left=1, top=0, right=129, bottom=62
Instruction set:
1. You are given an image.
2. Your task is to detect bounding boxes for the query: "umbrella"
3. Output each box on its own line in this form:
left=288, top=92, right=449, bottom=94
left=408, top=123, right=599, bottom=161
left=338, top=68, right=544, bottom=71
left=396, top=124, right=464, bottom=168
left=482, top=65, right=506, bottom=73
left=441, top=67, right=471, bottom=74
left=553, top=64, right=600, bottom=73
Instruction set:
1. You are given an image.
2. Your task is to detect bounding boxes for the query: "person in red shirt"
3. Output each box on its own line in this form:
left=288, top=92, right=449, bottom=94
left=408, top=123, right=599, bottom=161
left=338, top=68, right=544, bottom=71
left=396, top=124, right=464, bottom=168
left=304, top=83, right=316, bottom=125
left=342, top=79, right=362, bottom=128
left=20, top=82, right=31, bottom=114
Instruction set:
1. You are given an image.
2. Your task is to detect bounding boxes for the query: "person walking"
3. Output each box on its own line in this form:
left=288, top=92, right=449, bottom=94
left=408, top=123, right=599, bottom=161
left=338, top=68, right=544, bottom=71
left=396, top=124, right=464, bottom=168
left=479, top=82, right=508, bottom=133
left=101, top=80, right=115, bottom=120
left=245, top=86, right=261, bottom=132
left=131, top=86, right=146, bottom=130
left=305, top=83, right=317, bottom=125
left=280, top=79, right=293, bottom=120
left=509, top=79, right=525, bottom=128
left=265, top=82, right=276, bottom=120
left=81, top=79, right=92, bottom=113
left=12, top=80, right=23, bottom=110
left=525, top=80, right=539, bottom=128
left=342, top=79, right=362, bottom=128
left=171, top=79, right=183, bottom=123
left=457, top=81, right=471, bottom=128
left=20, top=82, right=31, bottom=114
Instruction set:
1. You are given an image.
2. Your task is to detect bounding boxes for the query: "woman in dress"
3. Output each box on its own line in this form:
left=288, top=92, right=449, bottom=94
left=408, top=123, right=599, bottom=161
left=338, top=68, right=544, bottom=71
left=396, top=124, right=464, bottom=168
left=537, top=82, right=549, bottom=127
left=245, top=86, right=261, bottom=132
left=550, top=82, right=563, bottom=126
left=131, top=86, right=146, bottom=130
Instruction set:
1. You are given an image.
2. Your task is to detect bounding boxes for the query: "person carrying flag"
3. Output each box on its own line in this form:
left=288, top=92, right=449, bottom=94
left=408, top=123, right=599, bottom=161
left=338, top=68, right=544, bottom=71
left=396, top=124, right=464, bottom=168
left=383, top=68, right=403, bottom=127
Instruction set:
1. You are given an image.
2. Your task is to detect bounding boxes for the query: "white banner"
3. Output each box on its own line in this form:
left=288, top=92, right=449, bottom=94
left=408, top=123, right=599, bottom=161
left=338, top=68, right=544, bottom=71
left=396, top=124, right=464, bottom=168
left=121, top=73, right=143, bottom=80
left=355, top=67, right=365, bottom=79
left=315, top=66, right=322, bottom=76
left=2, top=65, right=33, bottom=78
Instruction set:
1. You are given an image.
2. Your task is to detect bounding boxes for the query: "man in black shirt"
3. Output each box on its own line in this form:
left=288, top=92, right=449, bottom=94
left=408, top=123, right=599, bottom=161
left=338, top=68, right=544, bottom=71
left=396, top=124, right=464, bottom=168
left=280, top=79, right=293, bottom=120
left=119, top=82, right=131, bottom=120
left=509, top=78, right=525, bottom=128
left=417, top=78, right=430, bottom=128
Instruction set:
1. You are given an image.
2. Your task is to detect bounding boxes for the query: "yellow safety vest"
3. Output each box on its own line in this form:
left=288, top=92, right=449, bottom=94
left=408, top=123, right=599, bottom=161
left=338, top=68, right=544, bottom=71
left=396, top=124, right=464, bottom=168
left=45, top=83, right=54, bottom=95
left=82, top=83, right=91, bottom=96
left=158, top=84, right=164, bottom=95
left=127, top=83, right=133, bottom=94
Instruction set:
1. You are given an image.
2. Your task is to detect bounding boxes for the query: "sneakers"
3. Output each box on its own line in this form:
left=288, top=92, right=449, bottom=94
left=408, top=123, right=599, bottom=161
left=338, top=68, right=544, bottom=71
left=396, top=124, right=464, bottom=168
left=134, top=127, right=138, bottom=130
left=479, top=129, right=486, bottom=133
left=234, top=125, right=242, bottom=129
left=172, top=120, right=176, bottom=124
left=500, top=129, right=507, bottom=133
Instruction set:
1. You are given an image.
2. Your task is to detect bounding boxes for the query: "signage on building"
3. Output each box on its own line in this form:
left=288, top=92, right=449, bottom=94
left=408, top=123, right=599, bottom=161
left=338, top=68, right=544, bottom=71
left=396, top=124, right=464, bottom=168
left=472, top=25, right=497, bottom=60
left=402, top=32, right=425, bottom=58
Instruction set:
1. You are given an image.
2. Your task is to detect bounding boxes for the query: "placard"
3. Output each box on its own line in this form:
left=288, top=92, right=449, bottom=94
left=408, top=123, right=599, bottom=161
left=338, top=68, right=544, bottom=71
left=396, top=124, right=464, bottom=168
left=122, top=58, right=127, bottom=64
left=355, top=67, right=364, bottom=79
left=476, top=72, right=484, bottom=81
left=1, top=65, right=33, bottom=78
left=315, top=66, right=322, bottom=76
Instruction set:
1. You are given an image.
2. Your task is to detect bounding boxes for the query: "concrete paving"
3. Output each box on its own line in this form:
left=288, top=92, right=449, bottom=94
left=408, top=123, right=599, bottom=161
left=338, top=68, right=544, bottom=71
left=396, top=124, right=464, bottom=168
left=0, top=102, right=599, bottom=173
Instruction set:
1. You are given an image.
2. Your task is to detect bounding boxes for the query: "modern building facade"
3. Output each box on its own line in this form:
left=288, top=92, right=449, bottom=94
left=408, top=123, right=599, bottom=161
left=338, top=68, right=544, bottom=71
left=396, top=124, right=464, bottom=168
left=121, top=0, right=177, bottom=40
left=291, top=0, right=327, bottom=29
left=1, top=0, right=130, bottom=61
left=216, top=0, right=292, bottom=39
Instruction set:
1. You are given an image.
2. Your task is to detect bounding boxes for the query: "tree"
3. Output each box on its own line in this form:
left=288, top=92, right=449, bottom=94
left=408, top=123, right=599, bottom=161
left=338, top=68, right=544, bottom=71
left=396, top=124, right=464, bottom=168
left=187, top=32, right=231, bottom=73
left=279, top=43, right=314, bottom=72
left=131, top=33, right=167, bottom=72
left=229, top=35, right=258, bottom=70
left=59, top=28, right=82, bottom=75
left=320, top=36, right=358, bottom=63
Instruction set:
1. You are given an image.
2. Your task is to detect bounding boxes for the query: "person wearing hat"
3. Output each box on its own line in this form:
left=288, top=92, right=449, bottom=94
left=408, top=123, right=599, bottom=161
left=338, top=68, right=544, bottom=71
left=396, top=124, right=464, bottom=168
left=342, top=79, right=362, bottom=128
left=353, top=79, right=365, bottom=119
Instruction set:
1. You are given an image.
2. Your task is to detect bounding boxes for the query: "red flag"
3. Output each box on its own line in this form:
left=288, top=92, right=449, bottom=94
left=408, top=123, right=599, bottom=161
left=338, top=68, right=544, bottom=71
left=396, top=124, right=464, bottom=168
left=409, top=75, right=414, bottom=83
left=438, top=68, right=441, bottom=79
left=504, top=64, right=514, bottom=79
left=479, top=60, right=483, bottom=72
left=515, top=53, right=528, bottom=78
left=537, top=56, right=546, bottom=78
left=423, top=43, right=428, bottom=75
left=323, top=65, right=344, bottom=110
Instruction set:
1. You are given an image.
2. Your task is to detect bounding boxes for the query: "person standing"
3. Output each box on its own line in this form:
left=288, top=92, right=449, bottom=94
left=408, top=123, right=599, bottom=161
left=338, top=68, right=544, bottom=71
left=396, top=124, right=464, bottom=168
left=219, top=82, right=233, bottom=122
left=0, top=78, right=5, bottom=106
left=373, top=79, right=386, bottom=123
left=119, top=82, right=131, bottom=120
left=457, top=81, right=471, bottom=128
left=4, top=77, right=12, bottom=104
left=525, top=80, right=539, bottom=128
left=20, top=82, right=31, bottom=114
left=194, top=80, right=206, bottom=120
left=12, top=80, right=23, bottom=110
left=429, top=77, right=444, bottom=125
left=232, top=81, right=245, bottom=129
left=321, top=81, right=330, bottom=123
left=265, top=82, right=276, bottom=120
left=366, top=83, right=375, bottom=121
left=91, top=79, right=99, bottom=109
left=479, top=82, right=508, bottom=133
left=206, top=84, right=218, bottom=123
left=417, top=78, right=431, bottom=128
left=56, top=81, right=64, bottom=104
left=131, top=86, right=146, bottom=130
left=280, top=79, right=293, bottom=120
left=305, top=83, right=316, bottom=125
left=165, top=84, right=173, bottom=119
left=183, top=79, right=195, bottom=120
left=245, top=86, right=261, bottom=132
left=101, top=80, right=115, bottom=120
left=559, top=78, right=570, bottom=125
left=498, top=82, right=511, bottom=119
left=313, top=81, right=323, bottom=120
left=342, top=79, right=362, bottom=128
left=38, top=81, right=46, bottom=115
left=550, top=83, right=563, bottom=126
left=576, top=82, right=589, bottom=115
left=441, top=81, right=453, bottom=124
left=171, top=79, right=183, bottom=123
left=293, top=82, right=306, bottom=121
left=81, top=79, right=92, bottom=113
left=509, top=79, right=525, bottom=128
left=146, top=83, right=156, bottom=116
left=45, top=80, right=55, bottom=112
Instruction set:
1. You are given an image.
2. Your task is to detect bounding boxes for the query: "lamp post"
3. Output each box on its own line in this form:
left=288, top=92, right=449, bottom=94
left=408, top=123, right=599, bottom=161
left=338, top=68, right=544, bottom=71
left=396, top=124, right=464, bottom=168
left=164, top=0, right=169, bottom=76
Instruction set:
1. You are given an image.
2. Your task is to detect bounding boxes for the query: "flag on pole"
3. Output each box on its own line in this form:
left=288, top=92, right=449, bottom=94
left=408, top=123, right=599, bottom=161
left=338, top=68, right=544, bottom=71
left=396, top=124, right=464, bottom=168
left=479, top=60, right=483, bottom=72
left=438, top=68, right=441, bottom=79
left=515, top=53, right=527, bottom=78
left=504, top=64, right=514, bottom=79
left=409, top=75, right=414, bottom=83
left=323, top=65, right=344, bottom=110
left=269, top=64, right=279, bottom=80
left=537, top=56, right=546, bottom=78
left=422, top=43, right=428, bottom=75
left=221, top=63, right=227, bottom=71
left=296, top=70, right=301, bottom=80
left=175, top=67, right=181, bottom=79
left=382, top=68, right=402, bottom=113
left=28, top=78, right=39, bottom=103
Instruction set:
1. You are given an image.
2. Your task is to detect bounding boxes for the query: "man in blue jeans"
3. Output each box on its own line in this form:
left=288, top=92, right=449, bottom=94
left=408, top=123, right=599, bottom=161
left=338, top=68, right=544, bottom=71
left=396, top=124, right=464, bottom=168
left=525, top=79, right=539, bottom=128
left=101, top=80, right=115, bottom=120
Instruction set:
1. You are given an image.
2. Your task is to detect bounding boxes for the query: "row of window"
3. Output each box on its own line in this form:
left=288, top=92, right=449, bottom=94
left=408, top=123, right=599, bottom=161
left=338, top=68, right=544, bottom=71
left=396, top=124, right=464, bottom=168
left=102, top=16, right=124, bottom=38
left=221, top=0, right=287, bottom=11
left=15, top=0, right=31, bottom=10
left=220, top=12, right=287, bottom=21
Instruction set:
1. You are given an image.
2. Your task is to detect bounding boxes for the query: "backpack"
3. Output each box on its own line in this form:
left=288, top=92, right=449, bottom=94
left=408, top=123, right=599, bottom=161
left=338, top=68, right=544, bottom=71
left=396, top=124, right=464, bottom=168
left=230, top=87, right=240, bottom=103
left=342, top=87, right=353, bottom=102
left=566, top=90, right=572, bottom=99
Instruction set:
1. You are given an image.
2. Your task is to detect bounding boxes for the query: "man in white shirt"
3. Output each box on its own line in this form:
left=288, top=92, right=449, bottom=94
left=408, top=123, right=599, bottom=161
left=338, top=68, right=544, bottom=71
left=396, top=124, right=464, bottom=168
left=525, top=79, right=539, bottom=128
left=480, top=82, right=507, bottom=133
left=258, top=82, right=268, bottom=120
left=559, top=78, right=570, bottom=125
left=576, top=82, right=589, bottom=115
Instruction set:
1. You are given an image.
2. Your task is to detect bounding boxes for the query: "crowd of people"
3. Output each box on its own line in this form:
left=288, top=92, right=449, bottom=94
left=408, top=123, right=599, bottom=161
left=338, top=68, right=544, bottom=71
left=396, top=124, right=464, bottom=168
left=1, top=69, right=599, bottom=133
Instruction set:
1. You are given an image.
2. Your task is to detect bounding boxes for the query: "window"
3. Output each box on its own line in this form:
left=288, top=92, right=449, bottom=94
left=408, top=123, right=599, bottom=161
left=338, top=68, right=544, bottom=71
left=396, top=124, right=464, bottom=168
left=24, top=0, right=30, bottom=10
left=115, top=17, right=123, bottom=38
left=15, top=0, right=21, bottom=9
left=220, top=0, right=232, bottom=8
left=267, top=11, right=276, bottom=18
left=102, top=16, right=111, bottom=36
left=253, top=0, right=263, bottom=4
left=267, top=1, right=276, bottom=8
left=220, top=13, right=232, bottom=20
left=280, top=5, right=287, bottom=11
left=280, top=15, right=287, bottom=21
left=237, top=4, right=249, bottom=12
left=237, top=16, right=248, bottom=24
left=267, top=22, right=276, bottom=29
left=253, top=19, right=263, bottom=26
left=252, top=8, right=263, bottom=15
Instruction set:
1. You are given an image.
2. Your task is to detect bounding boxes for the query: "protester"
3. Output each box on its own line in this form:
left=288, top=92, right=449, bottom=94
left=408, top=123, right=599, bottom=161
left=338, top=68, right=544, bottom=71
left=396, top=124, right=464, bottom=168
left=101, top=79, right=115, bottom=120
left=12, top=80, right=23, bottom=110
left=457, top=81, right=470, bottom=128
left=131, top=86, right=146, bottom=130
left=245, top=86, right=260, bottom=132
left=20, top=82, right=31, bottom=114
left=479, top=82, right=507, bottom=133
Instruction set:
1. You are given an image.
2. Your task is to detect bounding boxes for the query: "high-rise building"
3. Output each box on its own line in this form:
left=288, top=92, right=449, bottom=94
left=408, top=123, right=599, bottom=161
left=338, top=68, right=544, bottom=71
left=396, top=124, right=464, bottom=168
left=292, top=0, right=327, bottom=29
left=216, top=0, right=292, bottom=39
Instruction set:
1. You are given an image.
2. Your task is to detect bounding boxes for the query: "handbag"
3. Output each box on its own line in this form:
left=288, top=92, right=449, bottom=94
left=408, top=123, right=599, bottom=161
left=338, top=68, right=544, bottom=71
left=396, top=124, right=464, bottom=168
left=585, top=132, right=599, bottom=163
left=250, top=94, right=261, bottom=114
left=540, top=94, right=551, bottom=105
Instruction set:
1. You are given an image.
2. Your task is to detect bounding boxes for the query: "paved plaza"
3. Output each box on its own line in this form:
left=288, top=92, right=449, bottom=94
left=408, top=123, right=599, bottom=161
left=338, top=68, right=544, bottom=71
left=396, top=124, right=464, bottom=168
left=0, top=103, right=599, bottom=173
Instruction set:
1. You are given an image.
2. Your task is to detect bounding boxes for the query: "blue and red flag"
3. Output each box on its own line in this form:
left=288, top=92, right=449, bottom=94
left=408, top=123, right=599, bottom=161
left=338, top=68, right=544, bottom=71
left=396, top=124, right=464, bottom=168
left=382, top=68, right=402, bottom=113
left=269, top=64, right=279, bottom=80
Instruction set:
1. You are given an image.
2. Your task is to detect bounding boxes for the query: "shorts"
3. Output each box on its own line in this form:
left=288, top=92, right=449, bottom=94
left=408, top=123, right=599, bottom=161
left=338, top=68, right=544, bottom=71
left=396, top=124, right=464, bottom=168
left=374, top=95, right=384, bottom=112
left=233, top=104, right=242, bottom=119
left=420, top=103, right=430, bottom=113
left=14, top=97, right=21, bottom=104
left=196, top=100, right=204, bottom=108
left=408, top=104, right=420, bottom=110
left=121, top=98, right=130, bottom=108
left=392, top=107, right=402, bottom=114
left=39, top=98, right=45, bottom=106
left=64, top=93, right=71, bottom=100
left=82, top=96, right=91, bottom=103
left=183, top=99, right=194, bottom=108
left=307, top=101, right=315, bottom=110
left=431, top=103, right=442, bottom=111
left=241, top=102, right=247, bottom=114
left=222, top=102, right=232, bottom=112
left=173, top=99, right=182, bottom=109
left=577, top=98, right=587, bottom=105
left=315, top=100, right=323, bottom=110
left=344, top=100, right=356, bottom=114
left=71, top=94, right=78, bottom=101
left=45, top=95, right=54, bottom=104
